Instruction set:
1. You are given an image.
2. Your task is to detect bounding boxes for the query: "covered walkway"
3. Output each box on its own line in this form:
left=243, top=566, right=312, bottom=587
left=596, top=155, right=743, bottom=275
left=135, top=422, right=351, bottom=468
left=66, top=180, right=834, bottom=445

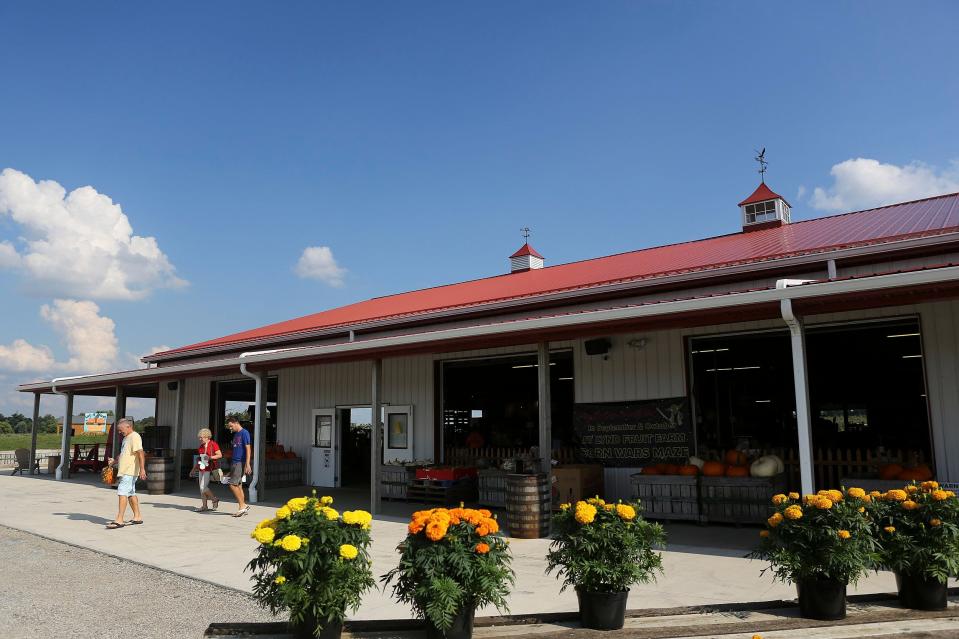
left=0, top=473, right=910, bottom=621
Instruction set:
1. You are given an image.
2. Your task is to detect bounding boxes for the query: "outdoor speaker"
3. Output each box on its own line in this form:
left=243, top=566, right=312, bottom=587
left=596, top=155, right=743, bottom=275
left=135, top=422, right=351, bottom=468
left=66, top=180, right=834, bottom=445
left=167, top=381, right=178, bottom=391
left=584, top=337, right=612, bottom=356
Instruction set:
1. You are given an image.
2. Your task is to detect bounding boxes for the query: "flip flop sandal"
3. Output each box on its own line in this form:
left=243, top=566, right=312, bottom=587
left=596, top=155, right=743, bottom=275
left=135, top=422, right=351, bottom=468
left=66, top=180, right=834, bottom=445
left=233, top=508, right=250, bottom=518
left=127, top=520, right=144, bottom=525
left=211, top=500, right=219, bottom=511
left=106, top=522, right=125, bottom=529
left=195, top=506, right=210, bottom=512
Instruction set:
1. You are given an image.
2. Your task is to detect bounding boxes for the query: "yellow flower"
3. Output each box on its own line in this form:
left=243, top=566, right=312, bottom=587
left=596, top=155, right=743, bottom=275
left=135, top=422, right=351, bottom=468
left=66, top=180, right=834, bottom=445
left=339, top=544, right=358, bottom=560
left=907, top=485, right=919, bottom=494
left=771, top=494, right=788, bottom=506
left=587, top=496, right=606, bottom=506
left=815, top=497, right=833, bottom=510
left=784, top=505, right=803, bottom=520
left=837, top=530, right=851, bottom=540
left=274, top=575, right=286, bottom=585
left=886, top=489, right=907, bottom=502
left=788, top=492, right=800, bottom=500
left=884, top=526, right=896, bottom=533
left=280, top=534, right=302, bottom=552
left=275, top=506, right=292, bottom=520
left=858, top=506, right=865, bottom=513
left=342, top=510, right=373, bottom=529
left=946, top=491, right=956, bottom=499
left=819, top=489, right=843, bottom=502
left=767, top=512, right=783, bottom=528
left=759, top=530, right=770, bottom=538
left=253, top=527, right=276, bottom=544
left=574, top=502, right=597, bottom=524
left=846, top=487, right=866, bottom=499
left=932, top=490, right=949, bottom=501
left=560, top=503, right=570, bottom=511
left=922, top=481, right=939, bottom=491
left=902, top=500, right=919, bottom=511
left=869, top=490, right=882, bottom=499
left=604, top=504, right=615, bottom=511
left=256, top=518, right=276, bottom=530
left=930, top=518, right=942, bottom=527
left=616, top=503, right=637, bottom=521
left=286, top=497, right=309, bottom=512
left=320, top=495, right=334, bottom=505
left=319, top=507, right=339, bottom=521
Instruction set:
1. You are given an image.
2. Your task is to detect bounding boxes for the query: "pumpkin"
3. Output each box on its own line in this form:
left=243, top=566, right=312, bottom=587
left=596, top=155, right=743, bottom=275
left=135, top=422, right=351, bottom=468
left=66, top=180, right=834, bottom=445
left=687, top=456, right=705, bottom=470
left=678, top=464, right=699, bottom=476
left=702, top=461, right=726, bottom=477
left=726, top=465, right=750, bottom=477
left=664, top=464, right=680, bottom=475
left=750, top=456, right=780, bottom=478
left=879, top=463, right=903, bottom=480
left=898, top=464, right=933, bottom=482
left=640, top=466, right=660, bottom=475
left=654, top=463, right=670, bottom=474
left=724, top=450, right=747, bottom=466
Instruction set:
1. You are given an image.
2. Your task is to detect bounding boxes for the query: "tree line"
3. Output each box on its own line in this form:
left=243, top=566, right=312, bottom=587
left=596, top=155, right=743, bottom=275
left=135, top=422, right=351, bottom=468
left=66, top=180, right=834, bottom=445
left=0, top=412, right=156, bottom=435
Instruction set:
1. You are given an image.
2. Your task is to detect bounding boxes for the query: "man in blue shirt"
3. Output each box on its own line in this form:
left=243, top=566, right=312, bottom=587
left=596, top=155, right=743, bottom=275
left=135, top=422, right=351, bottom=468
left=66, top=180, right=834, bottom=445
left=226, top=417, right=252, bottom=517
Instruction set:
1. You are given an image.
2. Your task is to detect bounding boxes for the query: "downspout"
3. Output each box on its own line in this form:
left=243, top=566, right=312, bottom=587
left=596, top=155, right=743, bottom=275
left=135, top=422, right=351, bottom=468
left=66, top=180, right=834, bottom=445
left=240, top=350, right=280, bottom=503
left=51, top=376, right=82, bottom=481
left=777, top=279, right=816, bottom=495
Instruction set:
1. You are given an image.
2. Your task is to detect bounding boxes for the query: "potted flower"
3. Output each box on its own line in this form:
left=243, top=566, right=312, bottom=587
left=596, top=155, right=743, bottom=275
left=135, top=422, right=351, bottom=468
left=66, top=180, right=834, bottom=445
left=247, top=493, right=375, bottom=638
left=382, top=506, right=514, bottom=639
left=750, top=489, right=877, bottom=620
left=546, top=498, right=666, bottom=630
left=867, top=482, right=959, bottom=610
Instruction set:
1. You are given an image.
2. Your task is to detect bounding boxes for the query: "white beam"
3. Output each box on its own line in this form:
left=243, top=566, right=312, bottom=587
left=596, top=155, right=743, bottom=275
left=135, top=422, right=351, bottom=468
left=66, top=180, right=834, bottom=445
left=781, top=297, right=815, bottom=495
left=29, top=393, right=40, bottom=475
left=370, top=358, right=383, bottom=515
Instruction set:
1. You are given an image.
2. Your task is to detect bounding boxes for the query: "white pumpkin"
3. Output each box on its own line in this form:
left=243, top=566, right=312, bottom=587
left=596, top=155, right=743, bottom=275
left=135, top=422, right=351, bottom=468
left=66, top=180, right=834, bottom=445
left=688, top=456, right=705, bottom=470
left=750, top=456, right=779, bottom=478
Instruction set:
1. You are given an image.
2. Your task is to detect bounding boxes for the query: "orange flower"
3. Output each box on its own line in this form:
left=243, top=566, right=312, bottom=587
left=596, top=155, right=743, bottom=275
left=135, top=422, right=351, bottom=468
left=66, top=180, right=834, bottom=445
left=932, top=489, right=949, bottom=501
left=408, top=520, right=426, bottom=535
left=479, top=509, right=492, bottom=518
left=425, top=520, right=448, bottom=541
left=484, top=518, right=500, bottom=534
left=837, top=530, right=851, bottom=540
left=759, top=530, right=770, bottom=538
left=476, top=525, right=489, bottom=537
left=930, top=518, right=942, bottom=527
left=474, top=542, right=490, bottom=554
left=922, top=481, right=939, bottom=491
left=901, top=500, right=919, bottom=511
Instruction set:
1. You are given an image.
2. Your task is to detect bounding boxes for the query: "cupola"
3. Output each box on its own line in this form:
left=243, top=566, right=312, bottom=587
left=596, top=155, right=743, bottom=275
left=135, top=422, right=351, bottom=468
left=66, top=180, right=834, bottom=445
left=509, top=243, right=544, bottom=272
left=738, top=182, right=791, bottom=232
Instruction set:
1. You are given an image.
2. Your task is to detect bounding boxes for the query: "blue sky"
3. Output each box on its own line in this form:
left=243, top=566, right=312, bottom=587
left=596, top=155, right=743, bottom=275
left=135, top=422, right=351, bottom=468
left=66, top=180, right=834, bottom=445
left=1, top=2, right=957, bottom=416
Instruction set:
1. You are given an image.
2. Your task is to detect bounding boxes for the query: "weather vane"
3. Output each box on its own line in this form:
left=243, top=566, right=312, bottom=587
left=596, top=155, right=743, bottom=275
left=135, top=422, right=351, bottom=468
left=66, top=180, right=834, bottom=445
left=754, top=147, right=768, bottom=183
left=521, top=227, right=531, bottom=241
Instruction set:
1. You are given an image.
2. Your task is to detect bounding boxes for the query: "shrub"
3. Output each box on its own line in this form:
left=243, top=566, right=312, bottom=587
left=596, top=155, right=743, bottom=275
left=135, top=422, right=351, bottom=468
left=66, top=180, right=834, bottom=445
left=546, top=498, right=666, bottom=593
left=750, top=488, right=877, bottom=585
left=247, top=493, right=375, bottom=635
left=382, top=506, right=514, bottom=631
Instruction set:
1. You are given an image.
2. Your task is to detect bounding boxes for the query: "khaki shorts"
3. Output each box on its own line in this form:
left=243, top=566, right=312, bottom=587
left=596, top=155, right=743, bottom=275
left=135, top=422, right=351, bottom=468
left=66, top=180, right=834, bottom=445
left=229, top=462, right=246, bottom=486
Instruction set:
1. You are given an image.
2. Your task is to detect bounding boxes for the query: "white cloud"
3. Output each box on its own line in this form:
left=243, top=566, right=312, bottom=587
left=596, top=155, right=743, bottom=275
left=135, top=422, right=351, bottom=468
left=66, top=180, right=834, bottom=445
left=0, top=299, right=118, bottom=375
left=128, top=344, right=171, bottom=368
left=0, top=168, right=187, bottom=300
left=295, top=246, right=346, bottom=287
left=810, top=158, right=959, bottom=212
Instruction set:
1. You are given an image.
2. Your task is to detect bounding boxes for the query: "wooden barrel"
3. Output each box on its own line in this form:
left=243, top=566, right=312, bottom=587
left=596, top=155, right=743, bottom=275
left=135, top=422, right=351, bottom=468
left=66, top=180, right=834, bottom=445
left=146, top=456, right=175, bottom=495
left=506, top=473, right=550, bottom=539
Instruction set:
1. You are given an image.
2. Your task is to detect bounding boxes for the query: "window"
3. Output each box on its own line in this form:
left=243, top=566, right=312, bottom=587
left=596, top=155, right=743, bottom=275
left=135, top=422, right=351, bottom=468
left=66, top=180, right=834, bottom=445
left=744, top=200, right=779, bottom=224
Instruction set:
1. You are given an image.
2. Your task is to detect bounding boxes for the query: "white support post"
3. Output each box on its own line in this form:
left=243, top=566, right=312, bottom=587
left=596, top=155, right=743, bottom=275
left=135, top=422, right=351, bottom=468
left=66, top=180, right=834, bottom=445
left=29, top=393, right=41, bottom=475
left=112, top=386, right=125, bottom=457
left=537, top=342, right=553, bottom=474
left=249, top=371, right=267, bottom=504
left=170, top=380, right=185, bottom=492
left=370, top=358, right=383, bottom=515
left=782, top=298, right=815, bottom=495
left=56, top=392, right=74, bottom=480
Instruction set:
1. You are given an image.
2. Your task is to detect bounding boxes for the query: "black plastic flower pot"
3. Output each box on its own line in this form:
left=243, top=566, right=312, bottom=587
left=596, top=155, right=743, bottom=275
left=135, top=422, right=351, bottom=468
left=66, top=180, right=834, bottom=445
left=290, top=615, right=342, bottom=639
left=576, top=587, right=629, bottom=631
left=897, top=571, right=948, bottom=610
left=796, top=576, right=847, bottom=620
left=425, top=606, right=475, bottom=639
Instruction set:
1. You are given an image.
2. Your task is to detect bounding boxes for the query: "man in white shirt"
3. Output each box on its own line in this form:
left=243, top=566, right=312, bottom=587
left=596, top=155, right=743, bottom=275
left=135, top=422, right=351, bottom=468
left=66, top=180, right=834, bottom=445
left=106, top=418, right=146, bottom=529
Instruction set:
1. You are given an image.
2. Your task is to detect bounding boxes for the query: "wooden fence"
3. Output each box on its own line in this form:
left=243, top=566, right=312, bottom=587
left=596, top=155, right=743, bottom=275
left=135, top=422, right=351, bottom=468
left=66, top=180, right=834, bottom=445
left=445, top=447, right=578, bottom=467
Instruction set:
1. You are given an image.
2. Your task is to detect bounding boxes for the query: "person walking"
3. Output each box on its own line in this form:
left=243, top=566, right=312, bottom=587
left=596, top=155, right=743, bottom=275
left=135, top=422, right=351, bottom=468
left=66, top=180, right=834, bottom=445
left=189, top=428, right=222, bottom=512
left=105, top=418, right=146, bottom=529
left=226, top=417, right=252, bottom=517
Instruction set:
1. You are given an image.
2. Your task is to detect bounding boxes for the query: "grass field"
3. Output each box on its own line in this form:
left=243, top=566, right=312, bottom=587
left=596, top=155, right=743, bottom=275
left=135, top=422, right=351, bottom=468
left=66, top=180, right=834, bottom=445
left=0, top=433, right=107, bottom=451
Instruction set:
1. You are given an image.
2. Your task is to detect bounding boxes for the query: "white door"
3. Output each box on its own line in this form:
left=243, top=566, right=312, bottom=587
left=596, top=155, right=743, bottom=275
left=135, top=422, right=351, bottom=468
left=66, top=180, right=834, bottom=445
left=310, top=408, right=338, bottom=487
left=383, top=405, right=414, bottom=464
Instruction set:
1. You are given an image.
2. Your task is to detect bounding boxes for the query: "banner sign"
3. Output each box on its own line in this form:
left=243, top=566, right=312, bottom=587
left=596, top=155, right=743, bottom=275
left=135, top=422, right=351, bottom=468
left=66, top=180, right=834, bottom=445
left=572, top=397, right=692, bottom=467
left=83, top=411, right=108, bottom=433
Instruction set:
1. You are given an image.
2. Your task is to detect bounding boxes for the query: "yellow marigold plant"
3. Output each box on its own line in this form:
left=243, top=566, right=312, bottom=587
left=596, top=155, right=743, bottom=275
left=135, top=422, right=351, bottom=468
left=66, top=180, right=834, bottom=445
left=867, top=481, right=959, bottom=583
left=750, top=488, right=876, bottom=586
left=547, top=498, right=665, bottom=594
left=247, top=493, right=375, bottom=636
left=382, top=506, right=514, bottom=633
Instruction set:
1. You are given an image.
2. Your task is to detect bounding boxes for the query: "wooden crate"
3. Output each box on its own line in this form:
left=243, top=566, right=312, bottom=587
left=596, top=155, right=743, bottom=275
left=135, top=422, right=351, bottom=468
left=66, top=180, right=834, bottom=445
left=553, top=464, right=604, bottom=505
left=406, top=478, right=478, bottom=505
left=630, top=474, right=701, bottom=522
left=478, top=469, right=508, bottom=508
left=380, top=465, right=417, bottom=500
left=700, top=474, right=786, bottom=524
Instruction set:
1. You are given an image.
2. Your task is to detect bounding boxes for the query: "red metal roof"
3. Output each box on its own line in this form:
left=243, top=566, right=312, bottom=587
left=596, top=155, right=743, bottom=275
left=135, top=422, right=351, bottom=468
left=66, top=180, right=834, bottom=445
left=738, top=182, right=790, bottom=206
left=510, top=243, right=544, bottom=259
left=154, top=192, right=959, bottom=359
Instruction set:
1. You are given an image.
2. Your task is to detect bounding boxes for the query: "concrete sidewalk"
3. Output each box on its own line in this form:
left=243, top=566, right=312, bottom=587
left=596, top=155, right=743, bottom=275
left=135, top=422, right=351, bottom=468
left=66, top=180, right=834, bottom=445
left=0, top=473, right=912, bottom=621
